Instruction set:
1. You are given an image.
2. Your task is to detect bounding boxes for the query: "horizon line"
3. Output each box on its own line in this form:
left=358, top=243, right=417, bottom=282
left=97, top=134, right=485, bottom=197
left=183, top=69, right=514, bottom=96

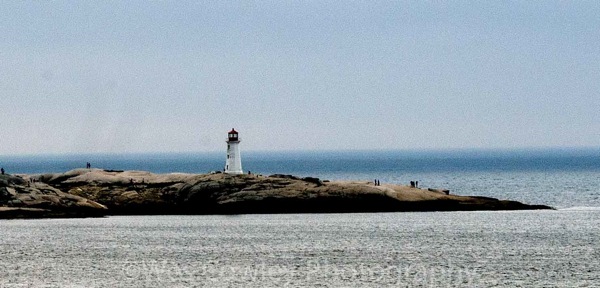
left=1, top=146, right=599, bottom=158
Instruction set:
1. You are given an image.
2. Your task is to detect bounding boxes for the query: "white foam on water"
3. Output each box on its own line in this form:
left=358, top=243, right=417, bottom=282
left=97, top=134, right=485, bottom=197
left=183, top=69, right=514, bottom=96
left=559, top=206, right=600, bottom=211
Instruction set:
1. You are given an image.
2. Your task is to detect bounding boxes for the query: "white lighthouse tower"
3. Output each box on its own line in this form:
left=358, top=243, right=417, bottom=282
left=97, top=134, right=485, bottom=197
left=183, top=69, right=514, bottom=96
left=224, top=128, right=243, bottom=174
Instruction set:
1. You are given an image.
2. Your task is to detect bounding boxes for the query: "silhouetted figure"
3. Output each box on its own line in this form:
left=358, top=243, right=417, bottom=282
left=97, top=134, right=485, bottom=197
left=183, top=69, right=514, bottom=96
left=377, top=180, right=380, bottom=186
left=86, top=162, right=91, bottom=169
left=1, top=168, right=4, bottom=175
left=415, top=181, right=419, bottom=188
left=410, top=181, right=415, bottom=188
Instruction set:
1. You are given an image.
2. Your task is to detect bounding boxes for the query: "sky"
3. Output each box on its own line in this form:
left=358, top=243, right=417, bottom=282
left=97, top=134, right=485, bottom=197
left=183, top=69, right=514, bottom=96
left=1, top=1, right=599, bottom=155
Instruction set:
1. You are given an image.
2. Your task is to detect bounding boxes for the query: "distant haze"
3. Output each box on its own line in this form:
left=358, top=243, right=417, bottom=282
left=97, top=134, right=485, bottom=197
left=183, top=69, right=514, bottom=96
left=1, top=1, right=599, bottom=155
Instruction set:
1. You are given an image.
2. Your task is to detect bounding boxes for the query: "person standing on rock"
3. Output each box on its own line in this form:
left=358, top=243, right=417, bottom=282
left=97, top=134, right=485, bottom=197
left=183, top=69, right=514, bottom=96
left=1, top=167, right=4, bottom=175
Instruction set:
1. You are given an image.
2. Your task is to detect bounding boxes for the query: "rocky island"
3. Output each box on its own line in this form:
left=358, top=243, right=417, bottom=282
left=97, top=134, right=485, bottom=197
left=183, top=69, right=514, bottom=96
left=0, top=169, right=553, bottom=219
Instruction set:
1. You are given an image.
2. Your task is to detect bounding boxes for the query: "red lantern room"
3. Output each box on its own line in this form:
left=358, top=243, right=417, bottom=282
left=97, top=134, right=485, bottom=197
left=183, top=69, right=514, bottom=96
left=228, top=128, right=239, bottom=141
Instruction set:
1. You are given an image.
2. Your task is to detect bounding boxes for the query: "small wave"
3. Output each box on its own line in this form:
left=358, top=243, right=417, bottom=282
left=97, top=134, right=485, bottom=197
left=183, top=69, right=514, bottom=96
left=559, top=206, right=600, bottom=211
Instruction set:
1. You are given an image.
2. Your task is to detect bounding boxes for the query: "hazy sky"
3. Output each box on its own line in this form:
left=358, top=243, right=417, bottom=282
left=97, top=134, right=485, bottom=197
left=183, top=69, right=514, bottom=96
left=1, top=1, right=599, bottom=155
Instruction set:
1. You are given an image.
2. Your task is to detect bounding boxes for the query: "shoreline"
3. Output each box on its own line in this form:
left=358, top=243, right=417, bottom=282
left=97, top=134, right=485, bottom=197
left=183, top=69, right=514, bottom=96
left=1, top=169, right=554, bottom=219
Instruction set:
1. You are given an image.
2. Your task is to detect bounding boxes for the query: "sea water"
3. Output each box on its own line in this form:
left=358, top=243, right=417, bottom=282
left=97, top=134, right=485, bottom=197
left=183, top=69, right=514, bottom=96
left=1, top=149, right=599, bottom=287
left=1, top=213, right=599, bottom=287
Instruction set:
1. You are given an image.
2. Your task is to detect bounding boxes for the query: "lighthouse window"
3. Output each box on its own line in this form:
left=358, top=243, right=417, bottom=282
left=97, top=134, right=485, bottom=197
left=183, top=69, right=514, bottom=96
left=227, top=144, right=230, bottom=149
left=227, top=155, right=229, bottom=159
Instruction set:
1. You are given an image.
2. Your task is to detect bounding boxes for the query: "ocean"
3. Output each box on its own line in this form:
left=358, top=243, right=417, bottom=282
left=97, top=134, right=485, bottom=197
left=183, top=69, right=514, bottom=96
left=1, top=149, right=599, bottom=287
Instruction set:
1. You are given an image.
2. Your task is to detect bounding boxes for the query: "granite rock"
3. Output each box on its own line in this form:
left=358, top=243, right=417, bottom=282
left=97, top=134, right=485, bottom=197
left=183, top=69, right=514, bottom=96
left=22, top=169, right=553, bottom=215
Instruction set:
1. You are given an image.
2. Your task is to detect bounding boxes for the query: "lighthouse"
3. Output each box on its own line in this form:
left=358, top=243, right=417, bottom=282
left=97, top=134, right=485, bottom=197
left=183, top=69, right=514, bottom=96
left=224, top=128, right=243, bottom=174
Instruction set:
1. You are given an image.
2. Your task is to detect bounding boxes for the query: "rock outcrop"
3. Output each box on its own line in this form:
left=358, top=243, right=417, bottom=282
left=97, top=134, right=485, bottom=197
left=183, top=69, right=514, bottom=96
left=0, top=173, right=108, bottom=219
left=0, top=169, right=553, bottom=217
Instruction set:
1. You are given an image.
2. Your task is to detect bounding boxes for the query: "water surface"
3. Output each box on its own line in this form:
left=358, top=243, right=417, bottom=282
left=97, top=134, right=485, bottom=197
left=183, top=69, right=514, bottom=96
left=1, top=212, right=598, bottom=287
